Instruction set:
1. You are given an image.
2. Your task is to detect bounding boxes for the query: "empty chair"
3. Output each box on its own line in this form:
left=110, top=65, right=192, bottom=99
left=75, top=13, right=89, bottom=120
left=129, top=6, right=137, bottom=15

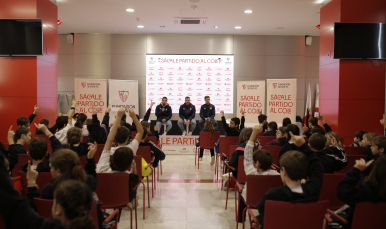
left=136, top=146, right=154, bottom=198
left=263, top=145, right=281, bottom=166
left=344, top=146, right=366, bottom=155
left=195, top=131, right=221, bottom=169
left=218, top=136, right=239, bottom=179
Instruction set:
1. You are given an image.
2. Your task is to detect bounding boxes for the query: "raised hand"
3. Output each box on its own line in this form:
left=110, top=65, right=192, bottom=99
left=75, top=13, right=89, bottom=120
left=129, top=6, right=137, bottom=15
left=117, top=106, right=127, bottom=118
left=380, top=114, right=386, bottom=128
left=92, top=105, right=98, bottom=115
left=354, top=159, right=374, bottom=172
left=253, top=124, right=263, bottom=135
left=87, top=142, right=97, bottom=159
left=289, top=131, right=305, bottom=147
left=106, top=105, right=111, bottom=112
left=35, top=123, right=48, bottom=133
left=71, top=99, right=77, bottom=107
left=241, top=110, right=245, bottom=116
left=33, top=105, right=39, bottom=115
left=26, top=161, right=39, bottom=185
left=58, top=112, right=62, bottom=117
left=151, top=101, right=155, bottom=107
left=7, top=126, right=15, bottom=140
left=259, top=110, right=263, bottom=115
left=303, top=124, right=309, bottom=133
left=220, top=110, right=224, bottom=116
left=128, top=108, right=136, bottom=119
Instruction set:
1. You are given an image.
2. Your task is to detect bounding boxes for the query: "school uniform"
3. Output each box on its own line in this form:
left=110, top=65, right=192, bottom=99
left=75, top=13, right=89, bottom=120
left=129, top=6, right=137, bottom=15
left=362, top=145, right=373, bottom=162
left=131, top=108, right=151, bottom=132
left=221, top=116, right=245, bottom=136
left=349, top=141, right=363, bottom=147
left=0, top=155, right=68, bottom=229
left=315, top=146, right=348, bottom=173
left=8, top=144, right=26, bottom=155
left=0, top=141, right=18, bottom=172
left=55, top=123, right=73, bottom=144
left=199, top=103, right=217, bottom=130
left=262, top=130, right=276, bottom=136
left=266, top=137, right=286, bottom=146
left=304, top=123, right=332, bottom=139
left=278, top=141, right=299, bottom=166
left=362, top=154, right=381, bottom=177
left=87, top=114, right=107, bottom=144
left=255, top=143, right=324, bottom=227
left=228, top=143, right=246, bottom=178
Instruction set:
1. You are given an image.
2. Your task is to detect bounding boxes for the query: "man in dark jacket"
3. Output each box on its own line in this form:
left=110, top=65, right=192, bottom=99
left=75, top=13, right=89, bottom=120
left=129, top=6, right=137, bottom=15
left=178, top=96, right=196, bottom=136
left=155, top=97, right=172, bottom=135
left=198, top=96, right=217, bottom=130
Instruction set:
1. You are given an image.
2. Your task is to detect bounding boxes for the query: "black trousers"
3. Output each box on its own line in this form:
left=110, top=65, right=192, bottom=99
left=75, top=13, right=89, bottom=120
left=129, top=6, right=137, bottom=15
left=199, top=149, right=214, bottom=157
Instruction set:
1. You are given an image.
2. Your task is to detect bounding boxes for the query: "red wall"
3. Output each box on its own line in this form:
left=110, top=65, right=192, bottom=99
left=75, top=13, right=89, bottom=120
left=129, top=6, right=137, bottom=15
left=320, top=0, right=386, bottom=143
left=0, top=0, right=57, bottom=142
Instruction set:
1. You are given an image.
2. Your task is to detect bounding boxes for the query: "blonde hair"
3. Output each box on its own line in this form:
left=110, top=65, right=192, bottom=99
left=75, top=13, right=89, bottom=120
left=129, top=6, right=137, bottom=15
left=66, top=127, right=82, bottom=149
left=325, top=132, right=343, bottom=148
left=363, top=133, right=378, bottom=146
left=239, top=128, right=253, bottom=143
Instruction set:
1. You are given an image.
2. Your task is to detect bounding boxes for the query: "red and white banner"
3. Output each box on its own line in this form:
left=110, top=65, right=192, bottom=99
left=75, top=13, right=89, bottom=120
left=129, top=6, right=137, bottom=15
left=160, top=136, right=199, bottom=154
left=314, top=83, right=319, bottom=117
left=267, top=79, right=297, bottom=125
left=74, top=78, right=107, bottom=121
left=146, top=55, right=234, bottom=114
left=108, top=80, right=139, bottom=123
left=304, top=84, right=312, bottom=126
left=237, top=81, right=265, bottom=123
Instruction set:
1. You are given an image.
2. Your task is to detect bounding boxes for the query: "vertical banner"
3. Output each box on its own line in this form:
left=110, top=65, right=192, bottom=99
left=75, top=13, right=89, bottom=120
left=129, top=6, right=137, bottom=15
left=108, top=80, right=139, bottom=123
left=267, top=79, right=297, bottom=125
left=74, top=78, right=107, bottom=122
left=236, top=81, right=265, bottom=123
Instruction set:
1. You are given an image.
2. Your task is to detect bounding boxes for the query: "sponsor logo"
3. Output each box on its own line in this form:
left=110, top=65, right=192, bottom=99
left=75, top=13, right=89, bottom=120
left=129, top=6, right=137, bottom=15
left=206, top=78, right=212, bottom=81
left=216, top=108, right=221, bottom=112
left=158, top=67, right=164, bottom=70
left=197, top=67, right=202, bottom=71
left=273, top=83, right=277, bottom=89
left=159, top=77, right=164, bottom=81
left=149, top=77, right=154, bottom=81
left=196, top=73, right=202, bottom=76
left=225, top=98, right=231, bottom=102
left=225, top=109, right=231, bottom=112
left=168, top=87, right=174, bottom=91
left=206, top=67, right=212, bottom=71
left=148, top=83, right=155, bottom=85
left=186, top=83, right=193, bottom=85
left=119, top=91, right=129, bottom=102
left=148, top=88, right=155, bottom=90
left=187, top=88, right=193, bottom=91
left=177, top=77, right=184, bottom=81
left=157, top=83, right=164, bottom=85
left=148, top=72, right=154, bottom=75
left=148, top=92, right=154, bottom=96
left=159, top=72, right=164, bottom=76
left=196, top=83, right=203, bottom=85
left=197, top=78, right=202, bottom=81
left=168, top=68, right=174, bottom=70
left=207, top=72, right=212, bottom=76
left=187, top=67, right=193, bottom=71
left=177, top=83, right=183, bottom=85
left=149, top=67, right=154, bottom=70
left=215, top=93, right=221, bottom=96
left=215, top=83, right=222, bottom=85
left=158, top=87, right=163, bottom=91
left=178, top=87, right=183, bottom=91
left=224, top=104, right=231, bottom=106
left=273, top=82, right=290, bottom=88
left=187, top=72, right=192, bottom=76
left=167, top=83, right=174, bottom=85
left=225, top=74, right=232, bottom=76
left=206, top=88, right=211, bottom=91
left=227, top=58, right=230, bottom=61
left=177, top=93, right=183, bottom=96
left=225, top=93, right=231, bottom=97
left=178, top=98, right=183, bottom=101
left=225, top=68, right=231, bottom=71
left=215, top=103, right=222, bottom=106
left=205, top=83, right=212, bottom=85
left=197, top=93, right=202, bottom=96
left=225, top=78, right=231, bottom=81
left=217, top=78, right=221, bottom=81
left=81, top=82, right=86, bottom=88
left=178, top=67, right=183, bottom=71
left=168, top=72, right=174, bottom=76
left=225, top=83, right=231, bottom=85
left=168, top=93, right=173, bottom=96
left=197, top=98, right=202, bottom=101
left=187, top=78, right=193, bottom=80
left=81, top=82, right=100, bottom=88
left=216, top=73, right=222, bottom=76
left=150, top=57, right=153, bottom=60
left=215, top=88, right=221, bottom=91
left=188, top=93, right=192, bottom=96
left=168, top=77, right=173, bottom=81
left=226, top=88, right=231, bottom=91
left=197, top=88, right=202, bottom=90
left=243, top=84, right=260, bottom=90
left=177, top=73, right=184, bottom=75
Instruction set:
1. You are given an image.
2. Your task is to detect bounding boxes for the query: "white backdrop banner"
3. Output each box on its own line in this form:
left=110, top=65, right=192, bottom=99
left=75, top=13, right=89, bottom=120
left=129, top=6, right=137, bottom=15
left=237, top=81, right=265, bottom=123
left=108, top=80, right=139, bottom=124
left=74, top=78, right=107, bottom=122
left=146, top=55, right=234, bottom=114
left=266, top=79, right=297, bottom=124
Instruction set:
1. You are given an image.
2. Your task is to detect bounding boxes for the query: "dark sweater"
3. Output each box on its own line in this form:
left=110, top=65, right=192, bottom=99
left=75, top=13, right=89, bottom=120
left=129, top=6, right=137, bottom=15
left=278, top=142, right=299, bottom=166
left=228, top=143, right=246, bottom=178
left=315, top=146, right=347, bottom=173
left=87, top=114, right=107, bottom=144
left=221, top=116, right=245, bottom=137
left=0, top=155, right=67, bottom=229
left=0, top=141, right=18, bottom=172
left=266, top=137, right=286, bottom=146
left=363, top=154, right=381, bottom=177
left=9, top=144, right=26, bottom=155
left=362, top=145, right=373, bottom=162
left=131, top=108, right=151, bottom=132
left=179, top=103, right=196, bottom=121
left=304, top=123, right=332, bottom=139
left=200, top=103, right=215, bottom=120
left=155, top=103, right=172, bottom=122
left=262, top=130, right=276, bottom=136
left=256, top=143, right=324, bottom=226
left=337, top=167, right=386, bottom=229
left=139, top=140, right=165, bottom=168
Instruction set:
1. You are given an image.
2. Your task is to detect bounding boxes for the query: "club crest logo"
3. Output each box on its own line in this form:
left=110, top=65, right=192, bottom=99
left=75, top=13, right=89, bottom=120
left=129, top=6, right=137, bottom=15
left=242, top=84, right=247, bottom=90
left=81, top=82, right=86, bottom=88
left=273, top=83, right=277, bottom=89
left=119, top=91, right=129, bottom=102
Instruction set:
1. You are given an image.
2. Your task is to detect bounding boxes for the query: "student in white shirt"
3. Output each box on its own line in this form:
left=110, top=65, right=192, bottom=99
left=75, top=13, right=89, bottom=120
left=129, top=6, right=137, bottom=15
left=96, top=107, right=143, bottom=205
left=55, top=99, right=76, bottom=144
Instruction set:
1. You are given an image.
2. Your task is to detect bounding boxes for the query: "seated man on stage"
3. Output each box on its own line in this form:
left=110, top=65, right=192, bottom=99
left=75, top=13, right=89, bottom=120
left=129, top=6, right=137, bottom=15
left=198, top=96, right=217, bottom=130
left=155, top=97, right=172, bottom=135
left=178, top=96, right=196, bottom=136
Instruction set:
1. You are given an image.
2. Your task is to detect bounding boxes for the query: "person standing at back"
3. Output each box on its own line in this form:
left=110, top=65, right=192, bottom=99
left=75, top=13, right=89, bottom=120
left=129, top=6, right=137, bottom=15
left=155, top=97, right=172, bottom=136
left=198, top=96, right=217, bottom=130
left=178, top=96, right=196, bottom=136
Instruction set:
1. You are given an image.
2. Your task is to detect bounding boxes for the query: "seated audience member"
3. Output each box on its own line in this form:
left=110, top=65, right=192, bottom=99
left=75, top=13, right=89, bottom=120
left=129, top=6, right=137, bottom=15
left=21, top=124, right=63, bottom=173
left=362, top=132, right=377, bottom=162
left=55, top=99, right=76, bottom=144
left=196, top=119, right=217, bottom=165
left=255, top=132, right=324, bottom=228
left=73, top=112, right=79, bottom=123
left=220, top=110, right=244, bottom=136
left=258, top=112, right=268, bottom=132
left=131, top=101, right=155, bottom=132
left=141, top=121, right=159, bottom=141
left=326, top=132, right=343, bottom=148
left=96, top=107, right=141, bottom=206
left=303, top=114, right=332, bottom=139
left=0, top=155, right=96, bottom=229
left=333, top=156, right=386, bottom=229
left=16, top=105, right=39, bottom=129
left=120, top=112, right=132, bottom=131
left=8, top=127, right=31, bottom=155
left=262, top=121, right=278, bottom=136
left=0, top=130, right=18, bottom=172
left=267, top=126, right=287, bottom=146
left=86, top=106, right=109, bottom=144
left=278, top=124, right=300, bottom=165
left=155, top=97, right=172, bottom=135
left=349, top=131, right=367, bottom=147
left=198, top=96, right=217, bottom=130
left=238, top=124, right=279, bottom=223
left=74, top=113, right=89, bottom=136
left=139, top=128, right=166, bottom=168
left=282, top=117, right=292, bottom=127
left=66, top=126, right=96, bottom=157
left=35, top=118, right=57, bottom=135
left=178, top=96, right=197, bottom=136
left=363, top=136, right=386, bottom=177
left=309, top=133, right=347, bottom=173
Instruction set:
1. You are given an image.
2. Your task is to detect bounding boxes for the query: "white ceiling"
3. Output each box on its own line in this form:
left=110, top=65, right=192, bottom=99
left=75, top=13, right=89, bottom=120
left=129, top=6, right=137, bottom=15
left=57, top=0, right=332, bottom=36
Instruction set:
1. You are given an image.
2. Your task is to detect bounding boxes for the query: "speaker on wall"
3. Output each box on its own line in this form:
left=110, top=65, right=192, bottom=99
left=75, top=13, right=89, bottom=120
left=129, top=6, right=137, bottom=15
left=305, top=36, right=312, bottom=46
left=67, top=34, right=74, bottom=44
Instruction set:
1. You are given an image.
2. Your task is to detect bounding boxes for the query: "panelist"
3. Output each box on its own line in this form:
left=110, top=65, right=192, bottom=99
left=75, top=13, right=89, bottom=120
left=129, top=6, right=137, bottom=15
left=198, top=96, right=217, bottom=130
left=155, top=97, right=172, bottom=135
left=178, top=96, right=196, bottom=136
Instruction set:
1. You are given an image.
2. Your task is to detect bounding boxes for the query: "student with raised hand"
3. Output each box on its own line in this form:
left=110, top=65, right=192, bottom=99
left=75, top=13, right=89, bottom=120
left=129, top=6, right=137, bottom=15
left=86, top=105, right=107, bottom=144
left=278, top=124, right=300, bottom=165
left=333, top=157, right=386, bottom=229
left=302, top=114, right=332, bottom=139
left=254, top=131, right=324, bottom=228
left=262, top=121, right=278, bottom=136
left=35, top=118, right=58, bottom=135
left=257, top=110, right=268, bottom=133
left=1, top=126, right=19, bottom=172
left=55, top=99, right=77, bottom=144
left=16, top=105, right=39, bottom=129
left=0, top=155, right=96, bottom=229
left=8, top=126, right=31, bottom=155
left=74, top=112, right=89, bottom=136
left=220, top=110, right=244, bottom=136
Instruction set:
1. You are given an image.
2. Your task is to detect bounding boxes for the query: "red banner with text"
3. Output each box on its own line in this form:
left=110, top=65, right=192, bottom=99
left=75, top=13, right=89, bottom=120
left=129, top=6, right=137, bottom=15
left=237, top=81, right=265, bottom=123
left=267, top=79, right=297, bottom=125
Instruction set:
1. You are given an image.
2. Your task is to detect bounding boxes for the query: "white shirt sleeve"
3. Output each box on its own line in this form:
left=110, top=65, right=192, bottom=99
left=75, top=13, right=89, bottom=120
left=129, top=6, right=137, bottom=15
left=129, top=139, right=139, bottom=155
left=244, top=140, right=259, bottom=175
left=96, top=150, right=111, bottom=173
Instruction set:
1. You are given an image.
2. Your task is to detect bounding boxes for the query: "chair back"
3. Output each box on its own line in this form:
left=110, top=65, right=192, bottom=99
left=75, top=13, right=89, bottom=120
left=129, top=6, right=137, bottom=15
left=258, top=136, right=276, bottom=147
left=95, top=144, right=105, bottom=162
left=335, top=155, right=367, bottom=174
left=264, top=200, right=329, bottom=229
left=146, top=136, right=158, bottom=145
left=131, top=131, right=137, bottom=139
left=137, top=146, right=152, bottom=163
left=237, top=156, right=247, bottom=184
left=263, top=145, right=281, bottom=166
left=34, top=198, right=54, bottom=220
left=228, top=145, right=238, bottom=158
left=12, top=176, right=22, bottom=193
left=12, top=154, right=32, bottom=177
left=79, top=155, right=88, bottom=169
left=2, top=143, right=8, bottom=150
left=82, top=135, right=87, bottom=142
left=133, top=155, right=142, bottom=178
left=344, top=146, right=366, bottom=155
left=23, top=144, right=29, bottom=152
left=351, top=202, right=386, bottom=229
left=96, top=173, right=130, bottom=208
left=245, top=175, right=282, bottom=207
left=18, top=172, right=52, bottom=197
left=319, top=174, right=345, bottom=209
left=339, top=137, right=345, bottom=145
left=219, top=136, right=240, bottom=156
left=199, top=131, right=220, bottom=149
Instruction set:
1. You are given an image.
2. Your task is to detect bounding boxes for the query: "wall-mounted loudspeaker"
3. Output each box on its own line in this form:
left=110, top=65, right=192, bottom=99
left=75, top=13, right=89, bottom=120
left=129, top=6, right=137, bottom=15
left=67, top=34, right=74, bottom=44
left=305, top=36, right=312, bottom=46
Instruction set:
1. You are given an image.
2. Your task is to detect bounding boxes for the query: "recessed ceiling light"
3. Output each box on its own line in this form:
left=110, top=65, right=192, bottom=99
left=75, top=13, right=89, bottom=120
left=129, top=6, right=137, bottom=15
left=235, top=26, right=241, bottom=29
left=137, top=25, right=144, bottom=28
left=214, top=26, right=219, bottom=28
left=126, top=9, right=134, bottom=12
left=244, top=10, right=253, bottom=13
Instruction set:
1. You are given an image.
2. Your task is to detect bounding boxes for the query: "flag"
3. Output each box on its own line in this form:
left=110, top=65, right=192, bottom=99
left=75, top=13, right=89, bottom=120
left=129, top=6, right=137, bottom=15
left=314, top=83, right=319, bottom=118
left=304, top=84, right=312, bottom=126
